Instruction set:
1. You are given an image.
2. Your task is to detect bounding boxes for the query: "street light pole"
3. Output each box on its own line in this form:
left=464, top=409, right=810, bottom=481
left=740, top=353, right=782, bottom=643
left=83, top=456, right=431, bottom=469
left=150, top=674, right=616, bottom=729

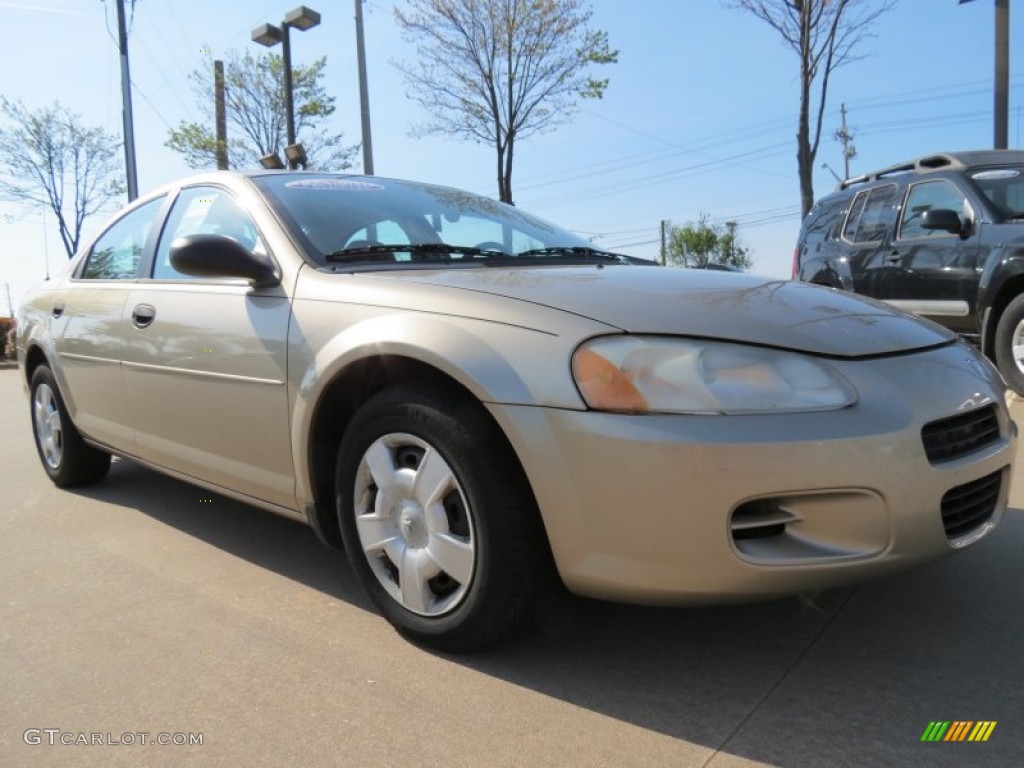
left=252, top=6, right=321, bottom=168
left=281, top=25, right=296, bottom=148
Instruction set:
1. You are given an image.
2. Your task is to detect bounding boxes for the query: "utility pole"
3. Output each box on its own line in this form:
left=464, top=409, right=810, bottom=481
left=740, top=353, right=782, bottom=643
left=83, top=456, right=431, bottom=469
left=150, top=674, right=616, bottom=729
left=724, top=221, right=738, bottom=264
left=834, top=103, right=856, bottom=179
left=115, top=0, right=139, bottom=201
left=4, top=283, right=12, bottom=318
left=214, top=60, right=228, bottom=170
left=660, top=219, right=667, bottom=266
left=959, top=0, right=1010, bottom=149
left=995, top=0, right=1009, bottom=148
left=354, top=0, right=375, bottom=175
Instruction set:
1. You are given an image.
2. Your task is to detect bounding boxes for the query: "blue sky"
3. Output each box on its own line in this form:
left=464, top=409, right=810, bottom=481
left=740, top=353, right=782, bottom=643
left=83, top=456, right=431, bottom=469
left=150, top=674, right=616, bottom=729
left=2, top=0, right=1022, bottom=311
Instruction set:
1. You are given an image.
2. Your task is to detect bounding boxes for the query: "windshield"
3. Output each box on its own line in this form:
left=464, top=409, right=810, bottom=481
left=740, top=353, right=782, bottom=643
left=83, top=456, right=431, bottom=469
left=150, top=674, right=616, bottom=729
left=969, top=167, right=1024, bottom=220
left=252, top=174, right=602, bottom=267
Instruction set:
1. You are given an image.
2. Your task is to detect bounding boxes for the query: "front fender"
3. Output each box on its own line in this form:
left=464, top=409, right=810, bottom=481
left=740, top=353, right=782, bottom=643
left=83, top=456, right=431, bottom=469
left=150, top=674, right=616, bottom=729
left=286, top=304, right=608, bottom=508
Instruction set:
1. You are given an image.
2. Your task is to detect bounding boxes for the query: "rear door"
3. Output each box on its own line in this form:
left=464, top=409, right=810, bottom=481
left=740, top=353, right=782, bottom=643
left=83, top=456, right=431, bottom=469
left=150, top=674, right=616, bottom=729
left=51, top=196, right=166, bottom=450
left=843, top=183, right=902, bottom=298
left=120, top=185, right=295, bottom=509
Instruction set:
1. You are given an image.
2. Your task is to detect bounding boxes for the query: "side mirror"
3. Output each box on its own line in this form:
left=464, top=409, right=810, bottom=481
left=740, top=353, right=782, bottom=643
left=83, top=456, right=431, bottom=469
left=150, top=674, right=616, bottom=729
left=169, top=234, right=280, bottom=285
left=920, top=209, right=966, bottom=236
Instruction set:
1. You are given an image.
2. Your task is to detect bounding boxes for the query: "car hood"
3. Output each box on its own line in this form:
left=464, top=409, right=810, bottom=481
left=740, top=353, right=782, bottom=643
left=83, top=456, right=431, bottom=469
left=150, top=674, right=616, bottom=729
left=369, top=266, right=955, bottom=358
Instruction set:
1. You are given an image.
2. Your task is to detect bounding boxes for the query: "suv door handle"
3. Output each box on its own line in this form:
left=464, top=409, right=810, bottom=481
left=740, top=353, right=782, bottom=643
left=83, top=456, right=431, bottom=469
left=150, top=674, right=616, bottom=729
left=884, top=250, right=901, bottom=264
left=51, top=300, right=65, bottom=318
left=131, top=304, right=156, bottom=329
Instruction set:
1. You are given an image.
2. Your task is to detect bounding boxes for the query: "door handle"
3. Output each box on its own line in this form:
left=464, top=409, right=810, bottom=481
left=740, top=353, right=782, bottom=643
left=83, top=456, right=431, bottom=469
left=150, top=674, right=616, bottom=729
left=131, top=304, right=156, bottom=329
left=51, top=300, right=65, bottom=318
left=884, top=250, right=901, bottom=264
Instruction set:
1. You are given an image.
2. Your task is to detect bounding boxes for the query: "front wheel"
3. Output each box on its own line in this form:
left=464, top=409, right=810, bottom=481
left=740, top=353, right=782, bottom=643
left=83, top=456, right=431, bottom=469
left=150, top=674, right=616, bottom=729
left=335, top=385, right=544, bottom=651
left=994, top=294, right=1024, bottom=395
left=30, top=365, right=111, bottom=487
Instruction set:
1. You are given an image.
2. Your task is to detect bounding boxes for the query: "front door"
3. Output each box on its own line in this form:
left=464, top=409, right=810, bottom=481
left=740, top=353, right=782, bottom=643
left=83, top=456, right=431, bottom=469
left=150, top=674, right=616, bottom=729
left=886, top=178, right=980, bottom=334
left=120, top=185, right=295, bottom=509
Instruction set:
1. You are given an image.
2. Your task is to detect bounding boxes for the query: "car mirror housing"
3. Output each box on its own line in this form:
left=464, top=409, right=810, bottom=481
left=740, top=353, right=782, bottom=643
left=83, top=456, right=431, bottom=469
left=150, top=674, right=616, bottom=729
left=169, top=234, right=280, bottom=285
left=920, top=208, right=966, bottom=236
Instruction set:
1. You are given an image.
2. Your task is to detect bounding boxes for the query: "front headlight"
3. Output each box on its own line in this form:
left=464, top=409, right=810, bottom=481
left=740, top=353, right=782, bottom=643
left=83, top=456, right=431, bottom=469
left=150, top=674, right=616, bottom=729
left=571, top=336, right=857, bottom=414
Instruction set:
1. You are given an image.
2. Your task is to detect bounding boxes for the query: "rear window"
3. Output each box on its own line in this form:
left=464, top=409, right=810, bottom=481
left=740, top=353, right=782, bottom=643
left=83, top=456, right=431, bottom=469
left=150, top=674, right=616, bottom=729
left=802, top=196, right=847, bottom=244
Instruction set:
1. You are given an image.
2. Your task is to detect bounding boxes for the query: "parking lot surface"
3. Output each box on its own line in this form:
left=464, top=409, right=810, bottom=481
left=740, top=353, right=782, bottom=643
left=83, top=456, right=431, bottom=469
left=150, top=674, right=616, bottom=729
left=1, top=365, right=1022, bottom=767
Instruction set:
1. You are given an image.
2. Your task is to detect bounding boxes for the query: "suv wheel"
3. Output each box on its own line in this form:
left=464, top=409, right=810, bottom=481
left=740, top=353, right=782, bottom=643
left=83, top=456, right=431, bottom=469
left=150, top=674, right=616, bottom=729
left=994, top=294, right=1024, bottom=395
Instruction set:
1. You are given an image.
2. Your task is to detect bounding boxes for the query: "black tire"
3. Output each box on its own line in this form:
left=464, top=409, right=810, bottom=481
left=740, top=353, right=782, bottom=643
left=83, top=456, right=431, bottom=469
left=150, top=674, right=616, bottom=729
left=29, top=365, right=111, bottom=487
left=335, top=384, right=544, bottom=652
left=994, top=294, right=1024, bottom=395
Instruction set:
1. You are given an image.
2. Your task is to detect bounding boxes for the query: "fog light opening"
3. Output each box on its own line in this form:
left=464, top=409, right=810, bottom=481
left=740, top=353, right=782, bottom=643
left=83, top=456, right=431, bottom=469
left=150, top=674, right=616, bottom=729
left=730, top=499, right=795, bottom=540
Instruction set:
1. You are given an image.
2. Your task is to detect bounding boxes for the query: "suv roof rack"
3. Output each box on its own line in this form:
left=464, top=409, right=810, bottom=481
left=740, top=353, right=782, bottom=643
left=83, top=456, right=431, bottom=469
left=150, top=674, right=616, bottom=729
left=837, top=153, right=966, bottom=191
left=836, top=149, right=1024, bottom=191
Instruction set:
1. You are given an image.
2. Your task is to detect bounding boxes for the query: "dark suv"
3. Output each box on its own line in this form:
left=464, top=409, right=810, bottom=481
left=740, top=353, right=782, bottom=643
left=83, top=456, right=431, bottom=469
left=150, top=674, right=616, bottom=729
left=794, top=150, right=1024, bottom=393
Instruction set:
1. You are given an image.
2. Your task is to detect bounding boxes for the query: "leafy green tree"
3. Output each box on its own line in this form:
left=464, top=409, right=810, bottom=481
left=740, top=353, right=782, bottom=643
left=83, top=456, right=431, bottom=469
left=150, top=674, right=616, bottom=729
left=394, top=0, right=617, bottom=203
left=167, top=50, right=356, bottom=170
left=0, top=98, right=124, bottom=259
left=727, top=0, right=894, bottom=216
left=666, top=214, right=753, bottom=270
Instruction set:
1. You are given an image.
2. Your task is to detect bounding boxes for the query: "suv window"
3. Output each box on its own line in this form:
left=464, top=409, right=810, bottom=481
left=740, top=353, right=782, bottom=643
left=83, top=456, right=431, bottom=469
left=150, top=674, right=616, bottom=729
left=970, top=167, right=1024, bottom=219
left=843, top=184, right=899, bottom=243
left=81, top=197, right=164, bottom=280
left=153, top=186, right=265, bottom=279
left=803, top=197, right=847, bottom=244
left=899, top=180, right=969, bottom=240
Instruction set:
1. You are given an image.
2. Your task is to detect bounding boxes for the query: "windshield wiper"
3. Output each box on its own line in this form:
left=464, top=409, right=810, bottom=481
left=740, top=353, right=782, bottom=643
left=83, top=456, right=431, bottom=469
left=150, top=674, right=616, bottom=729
left=324, top=242, right=635, bottom=266
left=515, top=246, right=632, bottom=264
left=325, top=243, right=509, bottom=262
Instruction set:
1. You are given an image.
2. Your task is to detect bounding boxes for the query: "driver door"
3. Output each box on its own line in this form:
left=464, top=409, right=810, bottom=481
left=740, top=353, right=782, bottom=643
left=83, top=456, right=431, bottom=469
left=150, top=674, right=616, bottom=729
left=120, top=185, right=295, bottom=509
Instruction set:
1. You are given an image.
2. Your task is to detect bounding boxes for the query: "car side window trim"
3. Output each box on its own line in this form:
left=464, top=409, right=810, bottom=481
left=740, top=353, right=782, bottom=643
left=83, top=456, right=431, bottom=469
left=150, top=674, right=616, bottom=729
left=148, top=183, right=277, bottom=282
left=840, top=184, right=899, bottom=245
left=897, top=179, right=972, bottom=242
left=73, top=195, right=168, bottom=281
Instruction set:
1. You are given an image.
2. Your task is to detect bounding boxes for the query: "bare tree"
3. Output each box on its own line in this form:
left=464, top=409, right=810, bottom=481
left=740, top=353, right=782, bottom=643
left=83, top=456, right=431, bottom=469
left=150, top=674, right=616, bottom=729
left=728, top=0, right=894, bottom=216
left=0, top=98, right=124, bottom=259
left=167, top=50, right=357, bottom=170
left=394, top=0, right=617, bottom=203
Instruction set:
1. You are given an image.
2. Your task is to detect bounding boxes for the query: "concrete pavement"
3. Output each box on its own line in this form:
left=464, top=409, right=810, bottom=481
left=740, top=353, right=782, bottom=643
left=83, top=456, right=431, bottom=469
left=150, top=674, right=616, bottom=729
left=1, top=366, right=1022, bottom=767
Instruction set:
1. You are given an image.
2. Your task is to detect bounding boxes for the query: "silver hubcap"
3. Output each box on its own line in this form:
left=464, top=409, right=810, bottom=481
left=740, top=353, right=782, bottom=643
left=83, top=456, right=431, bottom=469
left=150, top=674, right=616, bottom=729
left=1012, top=318, right=1024, bottom=375
left=33, top=383, right=63, bottom=470
left=353, top=433, right=475, bottom=617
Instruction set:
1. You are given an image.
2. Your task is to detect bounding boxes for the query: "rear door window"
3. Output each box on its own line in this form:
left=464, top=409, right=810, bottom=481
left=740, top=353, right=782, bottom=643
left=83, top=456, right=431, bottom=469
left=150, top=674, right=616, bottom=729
left=80, top=197, right=164, bottom=280
left=843, top=184, right=899, bottom=243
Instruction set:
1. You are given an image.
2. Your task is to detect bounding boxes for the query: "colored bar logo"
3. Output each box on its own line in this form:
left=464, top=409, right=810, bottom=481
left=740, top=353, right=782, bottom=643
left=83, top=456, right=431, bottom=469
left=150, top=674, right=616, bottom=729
left=921, top=721, right=997, bottom=742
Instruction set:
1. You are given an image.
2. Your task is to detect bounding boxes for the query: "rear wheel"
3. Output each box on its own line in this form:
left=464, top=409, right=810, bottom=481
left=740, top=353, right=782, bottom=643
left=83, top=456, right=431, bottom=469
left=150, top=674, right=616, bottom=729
left=994, top=294, right=1024, bottom=395
left=336, top=385, right=544, bottom=651
left=30, top=365, right=111, bottom=487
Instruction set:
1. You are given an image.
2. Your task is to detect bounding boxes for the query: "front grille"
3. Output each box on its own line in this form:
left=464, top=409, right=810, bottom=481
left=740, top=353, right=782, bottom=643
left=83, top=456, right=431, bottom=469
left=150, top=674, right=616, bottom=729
left=921, top=405, right=1000, bottom=465
left=941, top=470, right=1002, bottom=539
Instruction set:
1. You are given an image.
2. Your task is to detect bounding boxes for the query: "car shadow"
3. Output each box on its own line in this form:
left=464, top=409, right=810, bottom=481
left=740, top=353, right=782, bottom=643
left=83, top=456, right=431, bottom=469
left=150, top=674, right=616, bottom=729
left=73, top=457, right=1024, bottom=767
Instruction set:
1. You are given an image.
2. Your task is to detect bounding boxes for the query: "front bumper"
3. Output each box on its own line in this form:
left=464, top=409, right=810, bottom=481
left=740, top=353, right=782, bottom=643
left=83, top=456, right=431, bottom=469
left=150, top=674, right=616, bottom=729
left=487, top=343, right=1017, bottom=604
